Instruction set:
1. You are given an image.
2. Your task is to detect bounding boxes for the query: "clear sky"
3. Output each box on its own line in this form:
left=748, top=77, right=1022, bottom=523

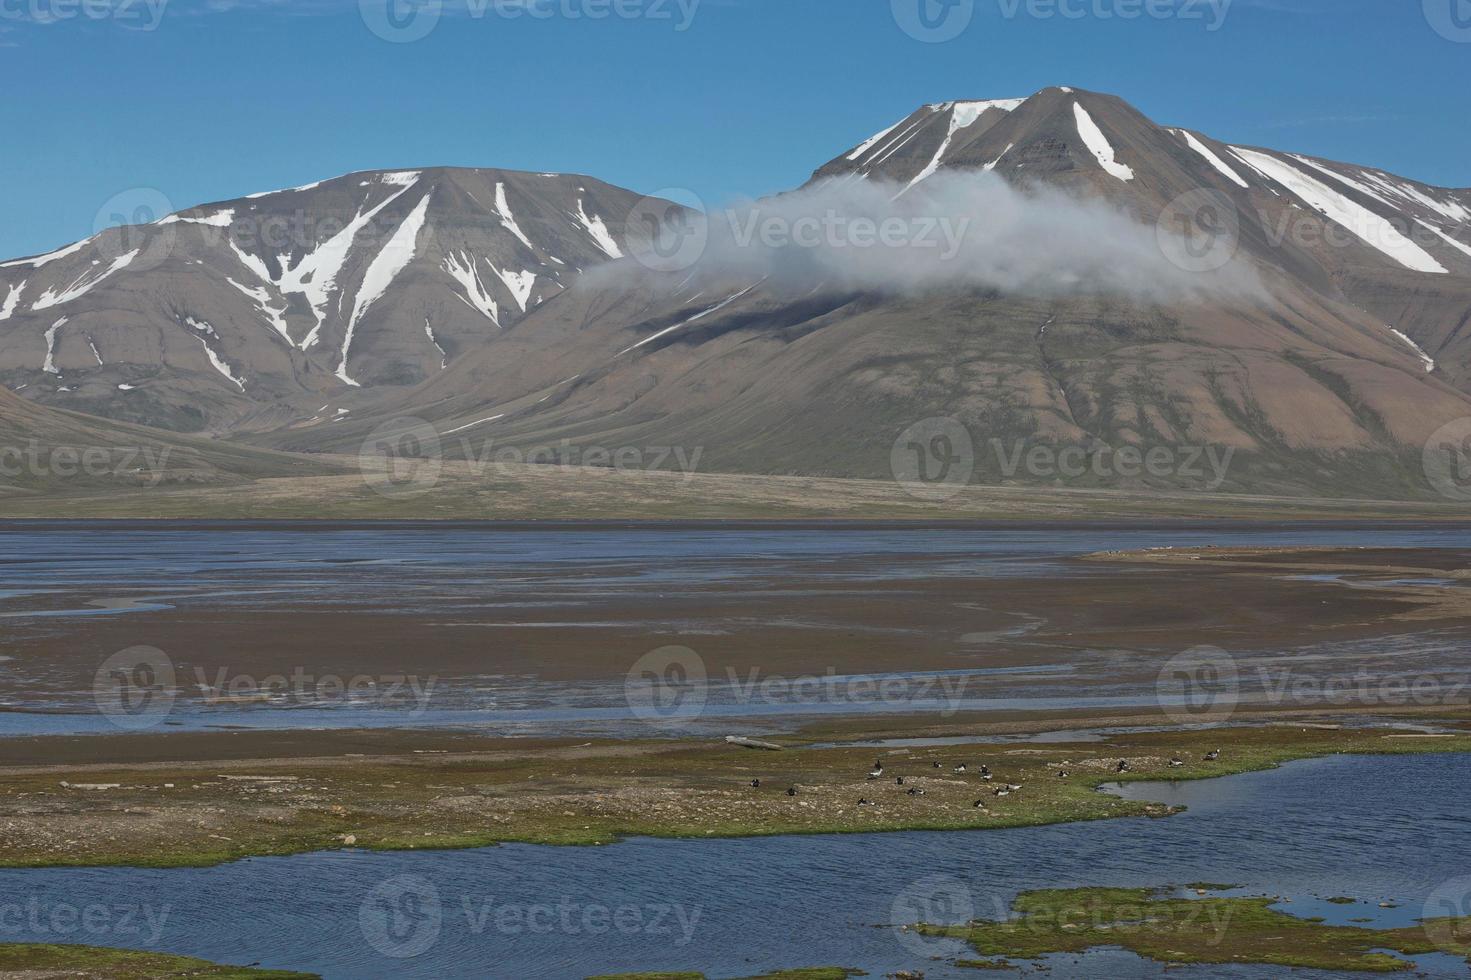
left=1, top=0, right=1467, bottom=260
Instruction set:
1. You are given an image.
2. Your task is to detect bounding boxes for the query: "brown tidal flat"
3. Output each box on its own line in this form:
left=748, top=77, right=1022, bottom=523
left=2, top=545, right=1470, bottom=711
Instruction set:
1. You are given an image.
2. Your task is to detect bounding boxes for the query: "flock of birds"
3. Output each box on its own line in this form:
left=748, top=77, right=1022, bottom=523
left=746, top=749, right=1224, bottom=808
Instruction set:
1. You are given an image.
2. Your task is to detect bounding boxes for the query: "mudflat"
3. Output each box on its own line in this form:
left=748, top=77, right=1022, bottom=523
left=2, top=540, right=1469, bottom=711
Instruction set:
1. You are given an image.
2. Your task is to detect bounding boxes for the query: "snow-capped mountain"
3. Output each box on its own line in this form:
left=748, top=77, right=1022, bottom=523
left=0, top=168, right=656, bottom=433
left=272, top=87, right=1471, bottom=498
left=6, top=87, right=1471, bottom=499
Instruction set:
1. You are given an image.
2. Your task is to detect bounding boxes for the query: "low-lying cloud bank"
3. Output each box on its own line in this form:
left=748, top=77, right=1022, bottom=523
left=611, top=170, right=1265, bottom=305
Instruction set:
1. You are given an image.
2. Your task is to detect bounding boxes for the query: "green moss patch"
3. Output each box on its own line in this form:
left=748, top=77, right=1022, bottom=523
left=0, top=943, right=315, bottom=978
left=925, top=886, right=1471, bottom=973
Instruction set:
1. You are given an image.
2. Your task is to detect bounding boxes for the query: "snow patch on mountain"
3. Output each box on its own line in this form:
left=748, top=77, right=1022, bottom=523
left=574, top=198, right=622, bottom=258
left=284, top=180, right=419, bottom=350
left=494, top=183, right=536, bottom=252
left=901, top=101, right=1019, bottom=195
left=32, top=249, right=139, bottom=311
left=489, top=264, right=537, bottom=312
left=846, top=118, right=906, bottom=162
left=224, top=276, right=292, bottom=344
left=43, top=318, right=66, bottom=374
left=185, top=316, right=246, bottom=390
left=160, top=209, right=235, bottom=228
left=1387, top=325, right=1435, bottom=373
left=1173, top=129, right=1249, bottom=188
left=1232, top=148, right=1448, bottom=274
left=0, top=237, right=91, bottom=270
left=1073, top=103, right=1134, bottom=182
left=443, top=251, right=502, bottom=324
left=338, top=191, right=433, bottom=386
left=424, top=317, right=447, bottom=369
left=0, top=281, right=24, bottom=321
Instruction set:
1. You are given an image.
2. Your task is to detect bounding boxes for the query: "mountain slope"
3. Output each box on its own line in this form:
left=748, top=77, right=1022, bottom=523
left=267, top=87, right=1471, bottom=499
left=0, top=168, right=656, bottom=434
left=0, top=383, right=340, bottom=496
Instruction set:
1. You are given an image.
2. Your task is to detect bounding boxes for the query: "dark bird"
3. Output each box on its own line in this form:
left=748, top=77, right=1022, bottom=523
left=857, top=797, right=875, bottom=806
left=786, top=786, right=797, bottom=797
left=1116, top=760, right=1131, bottom=773
left=933, top=761, right=942, bottom=769
left=994, top=786, right=1011, bottom=797
left=1169, top=757, right=1184, bottom=768
left=973, top=799, right=988, bottom=808
left=750, top=779, right=761, bottom=787
left=896, top=776, right=905, bottom=785
left=1204, top=749, right=1221, bottom=761
left=953, top=763, right=967, bottom=773
left=979, top=766, right=991, bottom=776
left=906, top=787, right=925, bottom=796
left=1057, top=770, right=1069, bottom=778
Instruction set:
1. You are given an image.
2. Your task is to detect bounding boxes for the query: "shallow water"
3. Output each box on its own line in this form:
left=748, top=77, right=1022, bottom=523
left=0, top=753, right=1466, bottom=978
left=3, top=523, right=1471, bottom=735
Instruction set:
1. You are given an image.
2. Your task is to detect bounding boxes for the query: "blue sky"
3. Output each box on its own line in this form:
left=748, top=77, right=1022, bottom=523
left=0, top=0, right=1467, bottom=260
